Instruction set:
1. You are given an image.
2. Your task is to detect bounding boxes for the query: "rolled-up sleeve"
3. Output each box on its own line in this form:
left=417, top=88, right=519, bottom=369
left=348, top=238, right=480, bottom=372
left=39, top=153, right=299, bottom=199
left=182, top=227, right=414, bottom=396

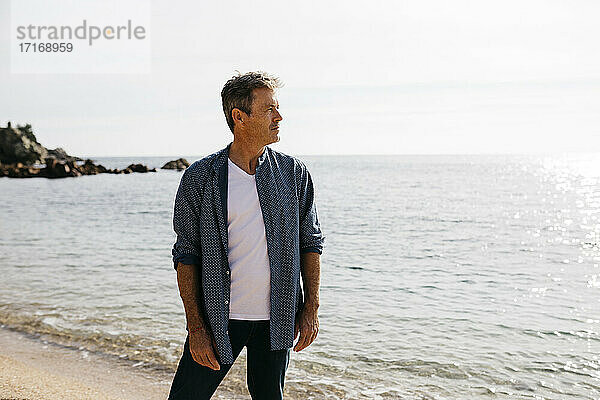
left=172, top=169, right=202, bottom=270
left=298, top=164, right=325, bottom=254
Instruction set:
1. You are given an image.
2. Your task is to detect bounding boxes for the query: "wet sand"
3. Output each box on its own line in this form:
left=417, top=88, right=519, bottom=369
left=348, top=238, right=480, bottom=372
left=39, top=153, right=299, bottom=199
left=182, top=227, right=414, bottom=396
left=0, top=326, right=251, bottom=399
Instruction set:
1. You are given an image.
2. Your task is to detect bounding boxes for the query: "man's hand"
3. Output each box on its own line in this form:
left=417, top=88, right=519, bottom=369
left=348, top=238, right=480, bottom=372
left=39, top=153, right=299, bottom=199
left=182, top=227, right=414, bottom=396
left=189, top=328, right=221, bottom=370
left=293, top=305, right=319, bottom=352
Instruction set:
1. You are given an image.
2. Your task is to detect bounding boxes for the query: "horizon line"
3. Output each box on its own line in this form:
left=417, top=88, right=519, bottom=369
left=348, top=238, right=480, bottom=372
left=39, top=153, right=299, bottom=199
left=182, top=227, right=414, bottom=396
left=79, top=151, right=600, bottom=158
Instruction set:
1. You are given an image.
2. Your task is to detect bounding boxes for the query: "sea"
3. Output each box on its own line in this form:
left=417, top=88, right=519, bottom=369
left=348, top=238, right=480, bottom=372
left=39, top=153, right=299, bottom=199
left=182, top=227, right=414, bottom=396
left=1, top=153, right=599, bottom=399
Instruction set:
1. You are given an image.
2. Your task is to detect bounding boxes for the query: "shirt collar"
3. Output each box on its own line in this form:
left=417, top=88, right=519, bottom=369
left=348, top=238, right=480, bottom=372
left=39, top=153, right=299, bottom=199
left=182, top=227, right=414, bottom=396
left=215, top=142, right=269, bottom=171
left=256, top=146, right=268, bottom=167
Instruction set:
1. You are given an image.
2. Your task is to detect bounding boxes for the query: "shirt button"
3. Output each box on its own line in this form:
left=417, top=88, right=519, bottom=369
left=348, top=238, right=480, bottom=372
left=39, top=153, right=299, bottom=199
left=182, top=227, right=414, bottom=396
left=226, top=270, right=230, bottom=275
left=225, top=300, right=229, bottom=305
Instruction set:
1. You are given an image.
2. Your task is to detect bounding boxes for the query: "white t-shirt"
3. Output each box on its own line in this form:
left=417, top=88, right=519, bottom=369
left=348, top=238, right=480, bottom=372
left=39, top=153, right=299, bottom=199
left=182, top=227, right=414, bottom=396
left=226, top=157, right=271, bottom=320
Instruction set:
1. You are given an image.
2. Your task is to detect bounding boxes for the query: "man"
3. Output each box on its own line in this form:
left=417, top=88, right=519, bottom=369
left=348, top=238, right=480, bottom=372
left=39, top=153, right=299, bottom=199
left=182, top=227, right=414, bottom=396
left=168, top=71, right=325, bottom=399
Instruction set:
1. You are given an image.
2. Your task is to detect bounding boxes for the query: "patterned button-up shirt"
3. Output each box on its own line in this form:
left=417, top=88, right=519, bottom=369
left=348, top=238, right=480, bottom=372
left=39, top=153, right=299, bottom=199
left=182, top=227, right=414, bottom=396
left=171, top=142, right=325, bottom=364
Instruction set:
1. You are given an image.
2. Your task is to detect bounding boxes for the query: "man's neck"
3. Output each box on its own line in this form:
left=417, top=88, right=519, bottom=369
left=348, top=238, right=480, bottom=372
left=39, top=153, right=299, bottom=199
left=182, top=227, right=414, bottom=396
left=228, top=139, right=265, bottom=175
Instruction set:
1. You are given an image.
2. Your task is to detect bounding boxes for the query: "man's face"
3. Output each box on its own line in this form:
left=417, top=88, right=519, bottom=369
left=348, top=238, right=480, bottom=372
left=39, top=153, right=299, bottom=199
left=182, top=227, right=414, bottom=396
left=244, top=87, right=283, bottom=146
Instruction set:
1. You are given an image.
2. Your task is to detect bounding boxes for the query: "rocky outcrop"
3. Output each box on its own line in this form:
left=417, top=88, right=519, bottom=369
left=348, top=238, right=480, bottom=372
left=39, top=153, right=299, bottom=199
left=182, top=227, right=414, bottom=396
left=46, top=147, right=81, bottom=162
left=0, top=123, right=81, bottom=165
left=0, top=122, right=157, bottom=179
left=161, top=158, right=189, bottom=170
left=126, top=163, right=156, bottom=173
left=0, top=158, right=156, bottom=179
left=0, top=123, right=48, bottom=165
left=0, top=162, right=41, bottom=178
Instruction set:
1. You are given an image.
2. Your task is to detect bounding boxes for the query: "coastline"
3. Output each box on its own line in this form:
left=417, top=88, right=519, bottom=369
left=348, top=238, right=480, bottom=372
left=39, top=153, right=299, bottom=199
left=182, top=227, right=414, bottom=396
left=0, top=326, right=250, bottom=400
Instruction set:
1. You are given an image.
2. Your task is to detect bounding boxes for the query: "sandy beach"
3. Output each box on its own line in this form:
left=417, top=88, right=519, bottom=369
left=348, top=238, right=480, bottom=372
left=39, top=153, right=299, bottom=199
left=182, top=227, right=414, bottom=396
left=0, top=324, right=336, bottom=400
left=0, top=326, right=252, bottom=400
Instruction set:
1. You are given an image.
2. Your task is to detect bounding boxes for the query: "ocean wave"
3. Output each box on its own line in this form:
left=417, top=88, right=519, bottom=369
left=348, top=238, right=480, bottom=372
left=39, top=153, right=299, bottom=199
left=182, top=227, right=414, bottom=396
left=0, top=306, right=179, bottom=373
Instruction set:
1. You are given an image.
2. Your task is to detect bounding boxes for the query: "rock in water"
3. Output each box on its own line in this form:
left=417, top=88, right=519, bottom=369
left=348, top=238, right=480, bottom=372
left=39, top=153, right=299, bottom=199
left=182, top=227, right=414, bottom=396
left=161, top=158, right=190, bottom=170
left=0, top=123, right=81, bottom=165
left=46, top=147, right=82, bottom=162
left=126, top=163, right=157, bottom=173
left=0, top=123, right=48, bottom=164
left=0, top=123, right=156, bottom=178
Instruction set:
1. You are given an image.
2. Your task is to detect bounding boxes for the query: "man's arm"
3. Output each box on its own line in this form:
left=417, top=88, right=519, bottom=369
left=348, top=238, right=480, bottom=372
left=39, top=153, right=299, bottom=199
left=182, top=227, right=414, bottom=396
left=294, top=161, right=325, bottom=352
left=172, top=168, right=203, bottom=270
left=177, top=262, right=221, bottom=370
left=294, top=252, right=321, bottom=352
left=177, top=262, right=207, bottom=334
left=172, top=166, right=220, bottom=369
left=300, top=252, right=321, bottom=311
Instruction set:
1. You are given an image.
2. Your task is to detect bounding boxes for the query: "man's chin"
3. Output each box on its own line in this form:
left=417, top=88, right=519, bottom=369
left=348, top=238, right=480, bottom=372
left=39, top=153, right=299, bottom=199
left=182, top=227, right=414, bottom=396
left=269, top=132, right=280, bottom=144
left=260, top=130, right=280, bottom=146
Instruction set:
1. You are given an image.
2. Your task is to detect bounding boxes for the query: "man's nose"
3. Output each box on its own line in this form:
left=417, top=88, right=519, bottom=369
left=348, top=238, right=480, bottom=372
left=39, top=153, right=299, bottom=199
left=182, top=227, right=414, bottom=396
left=274, top=109, right=283, bottom=122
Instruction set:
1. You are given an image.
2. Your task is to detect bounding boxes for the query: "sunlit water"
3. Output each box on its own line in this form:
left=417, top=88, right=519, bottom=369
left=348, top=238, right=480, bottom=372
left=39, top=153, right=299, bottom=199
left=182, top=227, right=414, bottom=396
left=1, top=153, right=599, bottom=399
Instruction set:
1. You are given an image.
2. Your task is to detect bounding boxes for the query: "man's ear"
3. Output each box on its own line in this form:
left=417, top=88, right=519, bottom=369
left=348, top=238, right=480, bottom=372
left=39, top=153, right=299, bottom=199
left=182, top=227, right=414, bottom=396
left=232, top=108, right=245, bottom=127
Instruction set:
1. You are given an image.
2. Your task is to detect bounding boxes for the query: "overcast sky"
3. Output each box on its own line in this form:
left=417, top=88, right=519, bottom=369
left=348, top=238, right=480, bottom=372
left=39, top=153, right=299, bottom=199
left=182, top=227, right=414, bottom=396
left=1, top=0, right=599, bottom=156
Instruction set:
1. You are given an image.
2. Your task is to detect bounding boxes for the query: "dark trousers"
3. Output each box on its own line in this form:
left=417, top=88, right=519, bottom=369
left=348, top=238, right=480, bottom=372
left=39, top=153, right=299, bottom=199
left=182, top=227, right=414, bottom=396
left=168, top=319, right=291, bottom=400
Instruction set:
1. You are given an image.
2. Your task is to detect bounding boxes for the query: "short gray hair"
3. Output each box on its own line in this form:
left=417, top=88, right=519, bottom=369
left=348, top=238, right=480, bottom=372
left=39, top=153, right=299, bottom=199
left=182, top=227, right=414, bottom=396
left=221, top=71, right=283, bottom=133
